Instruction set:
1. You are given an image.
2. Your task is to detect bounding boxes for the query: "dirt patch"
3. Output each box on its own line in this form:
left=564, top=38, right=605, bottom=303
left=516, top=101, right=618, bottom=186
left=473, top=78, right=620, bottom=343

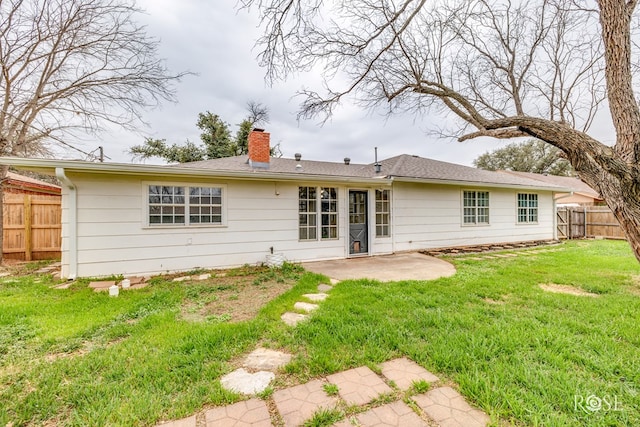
left=179, top=265, right=302, bottom=323
left=539, top=283, right=599, bottom=297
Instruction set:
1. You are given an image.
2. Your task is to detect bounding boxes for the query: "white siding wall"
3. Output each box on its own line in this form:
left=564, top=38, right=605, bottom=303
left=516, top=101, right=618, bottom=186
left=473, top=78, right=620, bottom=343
left=67, top=173, right=358, bottom=277
left=60, top=174, right=556, bottom=278
left=392, top=182, right=555, bottom=252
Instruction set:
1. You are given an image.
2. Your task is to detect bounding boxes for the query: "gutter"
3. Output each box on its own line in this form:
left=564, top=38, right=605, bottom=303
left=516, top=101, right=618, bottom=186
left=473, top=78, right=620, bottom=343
left=55, top=168, right=77, bottom=279
left=0, top=157, right=393, bottom=186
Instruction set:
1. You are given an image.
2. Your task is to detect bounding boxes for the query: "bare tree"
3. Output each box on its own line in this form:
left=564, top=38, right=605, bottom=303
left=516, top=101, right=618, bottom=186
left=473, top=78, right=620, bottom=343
left=0, top=0, right=186, bottom=261
left=243, top=0, right=640, bottom=261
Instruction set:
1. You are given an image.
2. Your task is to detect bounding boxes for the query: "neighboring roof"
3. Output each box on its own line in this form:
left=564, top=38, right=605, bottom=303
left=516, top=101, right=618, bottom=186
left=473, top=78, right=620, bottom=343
left=0, top=154, right=568, bottom=191
left=499, top=171, right=601, bottom=198
left=3, top=171, right=61, bottom=194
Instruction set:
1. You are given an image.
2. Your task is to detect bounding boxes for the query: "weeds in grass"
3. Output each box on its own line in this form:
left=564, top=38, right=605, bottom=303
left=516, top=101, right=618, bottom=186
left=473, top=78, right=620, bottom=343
left=322, top=383, right=339, bottom=396
left=410, top=380, right=430, bottom=394
left=303, top=408, right=343, bottom=427
left=257, top=386, right=274, bottom=399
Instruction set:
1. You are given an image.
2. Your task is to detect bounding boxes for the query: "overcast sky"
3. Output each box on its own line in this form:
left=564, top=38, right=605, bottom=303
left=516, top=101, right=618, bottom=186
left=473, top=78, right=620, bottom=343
left=83, top=0, right=614, bottom=167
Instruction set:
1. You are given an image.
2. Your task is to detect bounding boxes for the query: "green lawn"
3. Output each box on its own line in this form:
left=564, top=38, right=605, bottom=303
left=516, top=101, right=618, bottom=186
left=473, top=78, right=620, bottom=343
left=1, top=240, right=639, bottom=426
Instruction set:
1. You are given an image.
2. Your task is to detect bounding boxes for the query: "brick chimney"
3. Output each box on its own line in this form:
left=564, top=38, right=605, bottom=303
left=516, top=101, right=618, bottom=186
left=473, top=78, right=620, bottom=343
left=248, top=128, right=270, bottom=169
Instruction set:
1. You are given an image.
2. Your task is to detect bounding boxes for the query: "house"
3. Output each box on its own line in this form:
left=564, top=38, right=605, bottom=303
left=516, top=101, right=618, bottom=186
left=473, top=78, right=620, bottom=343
left=0, top=130, right=567, bottom=278
left=499, top=171, right=603, bottom=206
left=2, top=171, right=62, bottom=261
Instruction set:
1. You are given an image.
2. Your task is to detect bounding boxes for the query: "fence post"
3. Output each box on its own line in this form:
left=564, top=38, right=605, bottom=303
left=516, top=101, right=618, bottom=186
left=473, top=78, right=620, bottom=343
left=23, top=195, right=32, bottom=261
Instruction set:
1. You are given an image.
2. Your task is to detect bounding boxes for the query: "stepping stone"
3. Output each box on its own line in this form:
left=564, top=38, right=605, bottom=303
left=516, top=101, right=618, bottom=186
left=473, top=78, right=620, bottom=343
left=326, top=366, right=393, bottom=406
left=273, top=379, right=338, bottom=426
left=54, top=282, right=74, bottom=290
left=124, top=283, right=149, bottom=291
left=243, top=347, right=292, bottom=372
left=281, top=312, right=308, bottom=326
left=172, top=276, right=191, bottom=282
left=356, top=401, right=427, bottom=426
left=330, top=279, right=339, bottom=285
left=88, top=280, right=116, bottom=289
left=318, top=283, right=333, bottom=292
left=205, top=398, right=271, bottom=427
left=0, top=272, right=10, bottom=277
left=302, top=293, right=328, bottom=302
left=197, top=273, right=211, bottom=280
left=156, top=415, right=196, bottom=427
left=128, top=276, right=147, bottom=285
left=220, top=368, right=274, bottom=395
left=380, top=358, right=439, bottom=391
left=412, top=387, right=490, bottom=427
left=294, top=302, right=319, bottom=312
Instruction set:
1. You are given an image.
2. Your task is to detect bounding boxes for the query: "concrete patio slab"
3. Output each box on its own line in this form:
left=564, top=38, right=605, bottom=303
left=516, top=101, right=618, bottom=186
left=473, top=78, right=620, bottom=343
left=243, top=347, right=292, bottom=372
left=326, top=366, right=393, bottom=406
left=281, top=312, right=308, bottom=326
left=220, top=368, right=275, bottom=395
left=205, top=398, right=271, bottom=427
left=273, top=379, right=338, bottom=426
left=412, top=386, right=490, bottom=427
left=303, top=252, right=455, bottom=282
left=380, top=358, right=439, bottom=391
left=356, top=401, right=427, bottom=426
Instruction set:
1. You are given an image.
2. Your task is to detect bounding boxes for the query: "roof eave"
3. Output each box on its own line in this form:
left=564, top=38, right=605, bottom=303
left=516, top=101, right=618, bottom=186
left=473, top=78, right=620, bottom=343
left=390, top=176, right=569, bottom=192
left=0, top=157, right=392, bottom=185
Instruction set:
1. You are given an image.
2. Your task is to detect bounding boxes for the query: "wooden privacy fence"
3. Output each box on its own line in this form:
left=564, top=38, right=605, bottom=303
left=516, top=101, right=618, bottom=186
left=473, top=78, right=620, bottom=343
left=3, top=193, right=62, bottom=260
left=557, top=206, right=625, bottom=240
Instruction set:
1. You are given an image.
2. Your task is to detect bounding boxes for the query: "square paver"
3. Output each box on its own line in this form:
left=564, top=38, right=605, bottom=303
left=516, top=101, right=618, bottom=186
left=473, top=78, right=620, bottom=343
left=379, top=358, right=439, bottom=391
left=412, top=387, right=490, bottom=427
left=326, top=366, right=392, bottom=406
left=156, top=415, right=196, bottom=427
left=356, top=401, right=427, bottom=426
left=273, top=379, right=338, bottom=426
left=205, top=398, right=271, bottom=426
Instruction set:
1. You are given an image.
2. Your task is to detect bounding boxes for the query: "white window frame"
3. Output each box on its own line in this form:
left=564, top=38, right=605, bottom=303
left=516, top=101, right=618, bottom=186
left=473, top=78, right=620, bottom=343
left=517, top=193, right=539, bottom=224
left=298, top=186, right=339, bottom=241
left=462, top=190, right=490, bottom=225
left=375, top=189, right=391, bottom=238
left=143, top=182, right=227, bottom=228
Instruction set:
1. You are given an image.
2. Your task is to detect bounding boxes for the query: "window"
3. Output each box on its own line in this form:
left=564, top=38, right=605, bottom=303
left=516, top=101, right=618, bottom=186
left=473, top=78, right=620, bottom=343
left=148, top=185, right=223, bottom=226
left=299, top=187, right=317, bottom=240
left=375, top=189, right=391, bottom=237
left=320, top=187, right=338, bottom=239
left=462, top=191, right=489, bottom=224
left=517, top=193, right=538, bottom=223
left=299, top=186, right=338, bottom=240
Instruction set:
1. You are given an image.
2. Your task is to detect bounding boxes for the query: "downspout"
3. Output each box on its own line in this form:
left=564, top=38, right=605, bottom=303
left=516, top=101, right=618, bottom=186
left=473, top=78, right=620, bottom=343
left=553, top=191, right=574, bottom=240
left=390, top=177, right=396, bottom=253
left=55, top=168, right=77, bottom=279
